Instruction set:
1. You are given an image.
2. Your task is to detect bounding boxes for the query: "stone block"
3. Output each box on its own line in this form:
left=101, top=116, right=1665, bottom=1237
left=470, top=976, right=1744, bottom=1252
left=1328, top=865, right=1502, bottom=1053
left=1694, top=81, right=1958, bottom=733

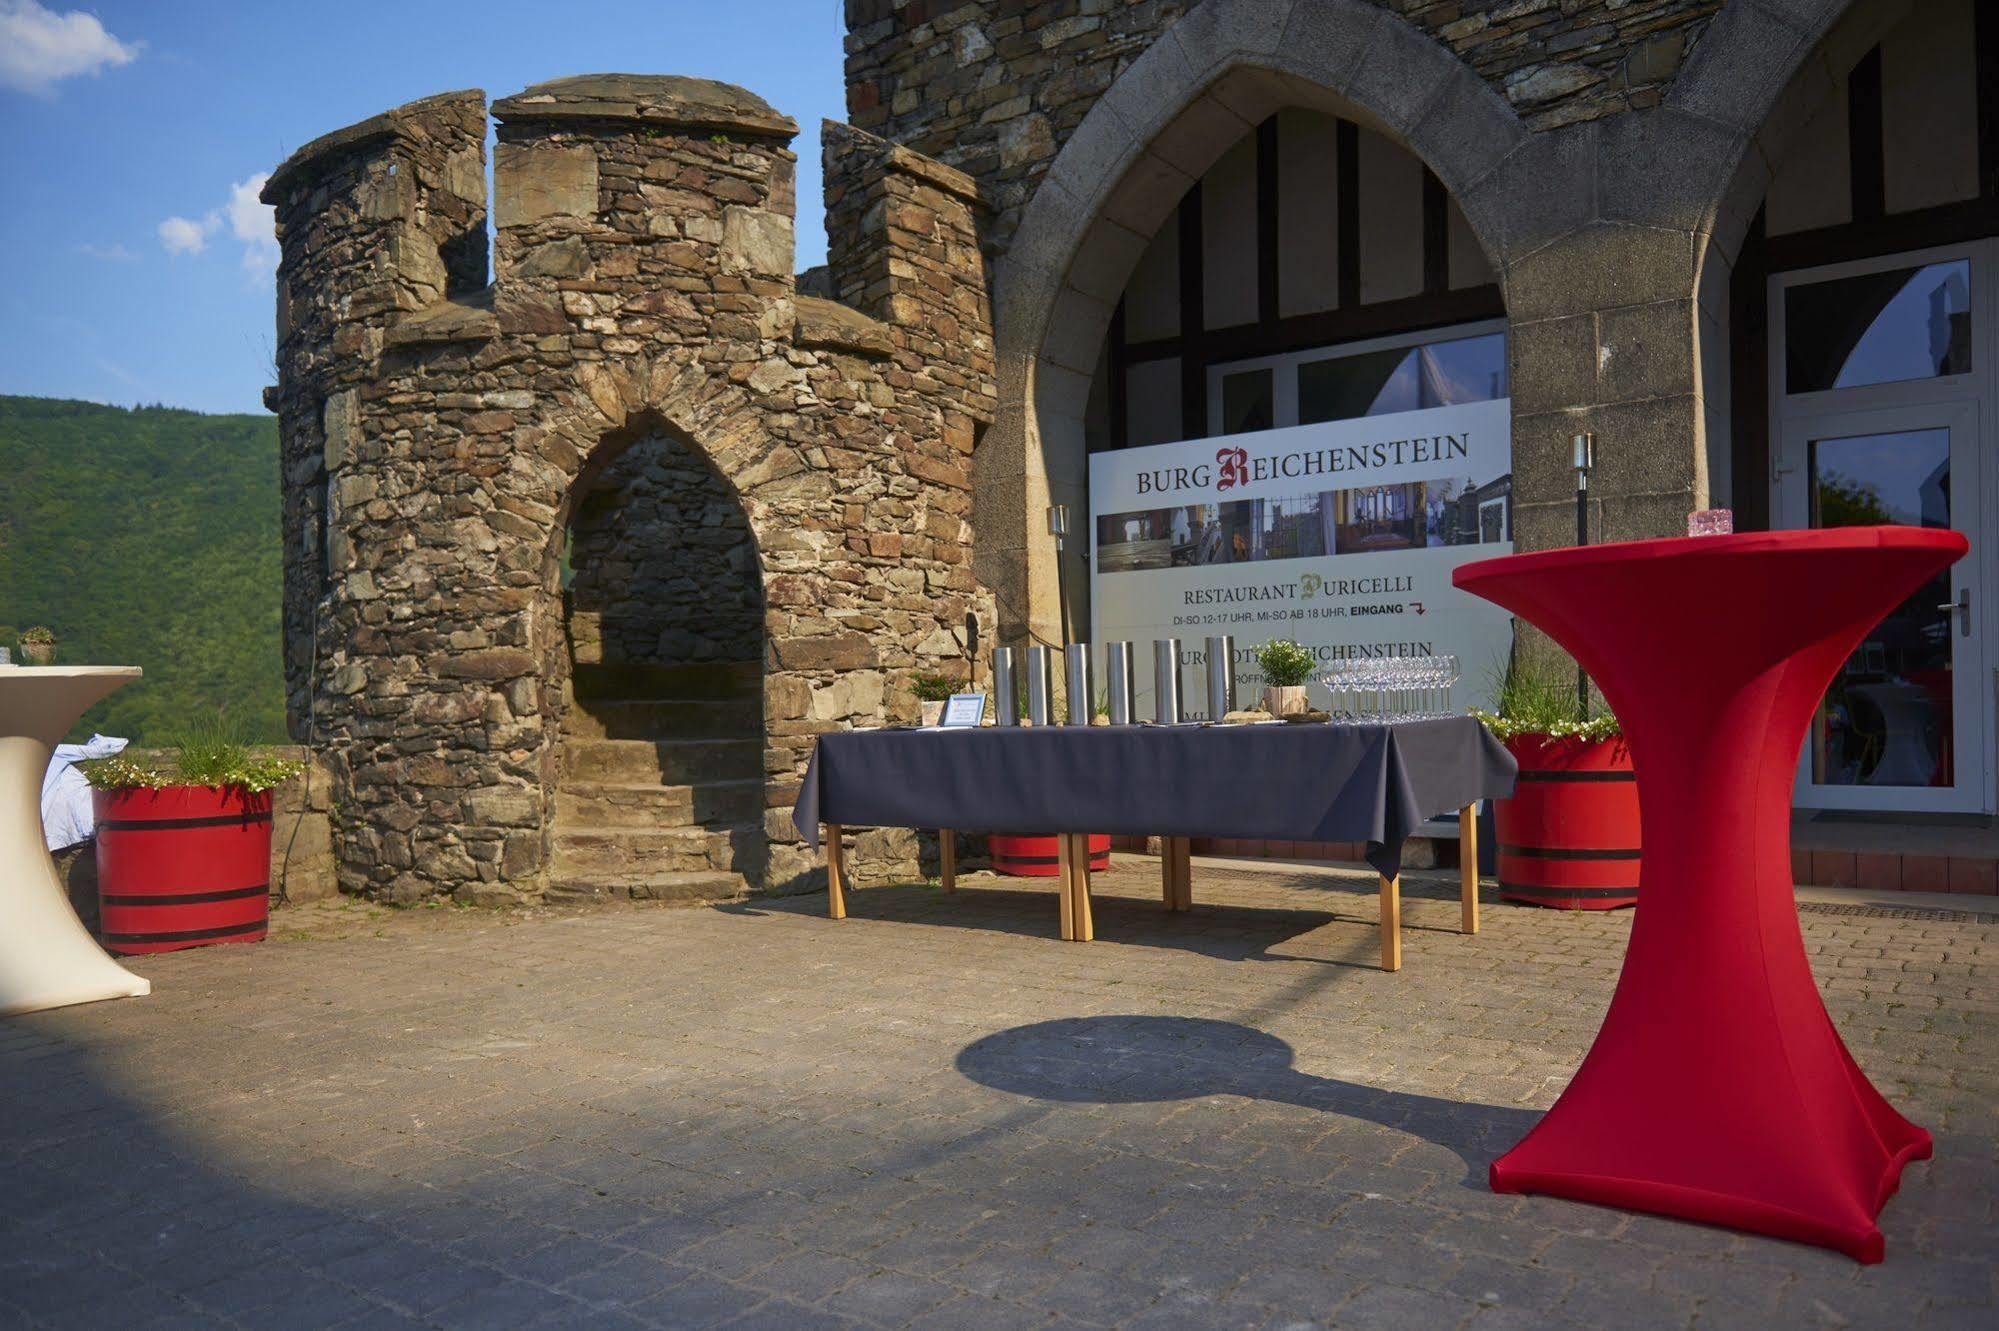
left=1507, top=314, right=1597, bottom=417
left=1596, top=301, right=1696, bottom=407
left=1511, top=396, right=1702, bottom=510
left=1596, top=109, right=1738, bottom=235
left=1503, top=222, right=1697, bottom=325
left=1274, top=0, right=1379, bottom=94
left=1664, top=2, right=1812, bottom=133
left=1458, top=124, right=1596, bottom=265
left=1166, top=0, right=1294, bottom=77
left=1145, top=93, right=1253, bottom=183
left=322, top=390, right=359, bottom=472
left=494, top=142, right=599, bottom=228
left=1097, top=148, right=1197, bottom=246
left=1406, top=64, right=1524, bottom=201
left=1039, top=285, right=1114, bottom=378
left=1344, top=8, right=1462, bottom=136
left=775, top=634, right=879, bottom=672
left=723, top=206, right=795, bottom=278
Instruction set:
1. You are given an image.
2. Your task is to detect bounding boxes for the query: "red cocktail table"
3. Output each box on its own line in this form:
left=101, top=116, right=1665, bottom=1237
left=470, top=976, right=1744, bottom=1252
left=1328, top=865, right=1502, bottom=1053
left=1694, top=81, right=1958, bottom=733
left=1454, top=526, right=1963, bottom=1262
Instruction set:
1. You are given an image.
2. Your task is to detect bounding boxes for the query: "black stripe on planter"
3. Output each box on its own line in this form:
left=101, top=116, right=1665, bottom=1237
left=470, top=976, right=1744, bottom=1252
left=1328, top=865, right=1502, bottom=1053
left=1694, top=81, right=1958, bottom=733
left=101, top=884, right=271, bottom=907
left=102, top=921, right=268, bottom=946
left=1513, top=770, right=1636, bottom=783
left=1499, top=845, right=1642, bottom=861
left=99, top=811, right=275, bottom=831
left=1498, top=881, right=1639, bottom=899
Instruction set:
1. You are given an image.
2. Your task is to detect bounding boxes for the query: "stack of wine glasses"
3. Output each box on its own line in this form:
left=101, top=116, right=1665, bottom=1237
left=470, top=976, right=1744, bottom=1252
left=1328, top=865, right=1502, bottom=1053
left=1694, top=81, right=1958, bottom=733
left=1320, top=655, right=1459, bottom=722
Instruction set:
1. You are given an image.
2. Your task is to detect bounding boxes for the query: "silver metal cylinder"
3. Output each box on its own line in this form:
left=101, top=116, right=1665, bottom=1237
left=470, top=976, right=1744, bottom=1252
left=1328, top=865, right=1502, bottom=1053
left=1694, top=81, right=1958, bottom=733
left=1065, top=643, right=1092, bottom=726
left=1104, top=641, right=1136, bottom=725
left=1025, top=646, right=1054, bottom=726
left=1205, top=635, right=1235, bottom=720
left=1153, top=638, right=1182, bottom=725
left=991, top=647, right=1019, bottom=726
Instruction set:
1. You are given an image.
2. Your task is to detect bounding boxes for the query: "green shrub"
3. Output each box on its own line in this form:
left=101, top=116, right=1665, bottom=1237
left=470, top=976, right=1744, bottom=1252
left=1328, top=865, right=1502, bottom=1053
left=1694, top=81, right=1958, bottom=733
left=1470, top=653, right=1620, bottom=742
left=910, top=671, right=955, bottom=702
left=82, top=713, right=304, bottom=793
left=1253, top=638, right=1316, bottom=688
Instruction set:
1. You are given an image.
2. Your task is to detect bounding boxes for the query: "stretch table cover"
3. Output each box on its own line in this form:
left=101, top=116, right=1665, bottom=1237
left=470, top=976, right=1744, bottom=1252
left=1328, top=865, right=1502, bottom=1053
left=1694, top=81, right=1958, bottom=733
left=793, top=716, right=1515, bottom=878
left=1455, top=527, right=1962, bottom=1262
left=0, top=666, right=152, bottom=1016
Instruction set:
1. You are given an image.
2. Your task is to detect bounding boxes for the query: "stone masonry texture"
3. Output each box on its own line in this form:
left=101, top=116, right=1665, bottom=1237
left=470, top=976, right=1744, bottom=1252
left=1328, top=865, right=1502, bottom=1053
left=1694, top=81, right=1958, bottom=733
left=2, top=862, right=1993, bottom=1328
left=842, top=0, right=1727, bottom=248
left=264, top=75, right=998, bottom=906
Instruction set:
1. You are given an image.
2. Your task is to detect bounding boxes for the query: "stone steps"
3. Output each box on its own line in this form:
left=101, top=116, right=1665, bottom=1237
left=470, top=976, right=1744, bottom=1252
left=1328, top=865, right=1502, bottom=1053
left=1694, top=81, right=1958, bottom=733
left=559, top=698, right=762, bottom=741
left=545, top=868, right=747, bottom=905
left=555, top=779, right=764, bottom=829
left=552, top=823, right=757, bottom=877
left=561, top=737, right=762, bottom=785
left=568, top=660, right=762, bottom=704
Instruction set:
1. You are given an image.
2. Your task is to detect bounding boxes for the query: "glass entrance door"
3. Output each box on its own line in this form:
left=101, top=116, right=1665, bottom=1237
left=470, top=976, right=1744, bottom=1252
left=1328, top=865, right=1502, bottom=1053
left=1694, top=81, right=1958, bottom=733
left=1771, top=243, right=1994, bottom=814
left=1776, top=403, right=1983, bottom=810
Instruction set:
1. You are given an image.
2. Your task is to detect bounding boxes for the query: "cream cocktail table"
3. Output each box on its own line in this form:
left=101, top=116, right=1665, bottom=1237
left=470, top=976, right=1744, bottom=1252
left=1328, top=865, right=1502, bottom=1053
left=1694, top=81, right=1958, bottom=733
left=0, top=665, right=151, bottom=1016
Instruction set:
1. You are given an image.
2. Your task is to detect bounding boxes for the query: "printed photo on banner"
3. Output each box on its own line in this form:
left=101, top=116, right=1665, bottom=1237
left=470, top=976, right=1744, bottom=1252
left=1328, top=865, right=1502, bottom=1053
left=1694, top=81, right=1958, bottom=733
left=1088, top=397, right=1514, bottom=718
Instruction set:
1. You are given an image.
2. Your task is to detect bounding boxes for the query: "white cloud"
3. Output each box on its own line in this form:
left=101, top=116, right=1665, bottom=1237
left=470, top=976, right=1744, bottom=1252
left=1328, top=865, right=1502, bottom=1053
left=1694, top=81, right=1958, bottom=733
left=76, top=241, right=136, bottom=261
left=156, top=173, right=276, bottom=271
left=224, top=173, right=278, bottom=273
left=158, top=214, right=214, bottom=255
left=0, top=1, right=139, bottom=95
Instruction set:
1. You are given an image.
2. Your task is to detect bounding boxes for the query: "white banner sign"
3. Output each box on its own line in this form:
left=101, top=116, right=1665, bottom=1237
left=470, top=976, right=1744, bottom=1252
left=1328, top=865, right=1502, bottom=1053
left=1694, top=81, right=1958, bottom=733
left=1088, top=398, right=1514, bottom=718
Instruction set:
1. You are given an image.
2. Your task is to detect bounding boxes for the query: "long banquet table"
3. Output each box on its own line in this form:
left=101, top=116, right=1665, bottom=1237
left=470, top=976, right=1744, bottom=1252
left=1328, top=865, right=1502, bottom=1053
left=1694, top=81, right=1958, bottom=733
left=792, top=716, right=1517, bottom=970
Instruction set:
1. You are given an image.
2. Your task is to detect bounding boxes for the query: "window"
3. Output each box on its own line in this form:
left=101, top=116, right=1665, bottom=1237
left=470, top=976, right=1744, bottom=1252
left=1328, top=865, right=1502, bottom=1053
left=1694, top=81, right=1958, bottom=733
left=1298, top=331, right=1507, bottom=425
left=1784, top=261, right=1972, bottom=394
left=1207, top=321, right=1508, bottom=437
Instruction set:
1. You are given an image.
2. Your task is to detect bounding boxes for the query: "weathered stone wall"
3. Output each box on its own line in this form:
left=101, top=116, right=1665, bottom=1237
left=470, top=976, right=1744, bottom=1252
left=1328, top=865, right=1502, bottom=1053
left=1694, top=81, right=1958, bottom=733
left=566, top=434, right=762, bottom=668
left=266, top=75, right=997, bottom=904
left=842, top=0, right=1727, bottom=244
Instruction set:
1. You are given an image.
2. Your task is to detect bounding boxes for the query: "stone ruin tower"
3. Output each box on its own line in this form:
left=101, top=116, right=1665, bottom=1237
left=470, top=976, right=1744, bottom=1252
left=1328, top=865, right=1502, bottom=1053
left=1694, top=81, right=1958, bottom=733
left=262, top=76, right=996, bottom=904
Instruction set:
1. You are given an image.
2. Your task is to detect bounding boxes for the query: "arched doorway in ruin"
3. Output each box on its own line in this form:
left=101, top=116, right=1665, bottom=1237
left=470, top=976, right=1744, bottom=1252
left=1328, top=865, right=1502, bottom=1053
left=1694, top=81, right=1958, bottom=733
left=550, top=421, right=767, bottom=902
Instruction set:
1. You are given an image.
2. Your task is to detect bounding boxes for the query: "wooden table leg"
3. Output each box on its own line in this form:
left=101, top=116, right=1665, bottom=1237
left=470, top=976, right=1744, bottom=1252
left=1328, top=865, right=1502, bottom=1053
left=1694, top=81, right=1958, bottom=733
left=1161, top=836, right=1191, bottom=912
left=825, top=824, right=847, bottom=920
left=1070, top=833, right=1095, bottom=942
left=1056, top=832, right=1076, bottom=941
left=1379, top=873, right=1402, bottom=972
left=939, top=828, right=956, bottom=893
left=1458, top=803, right=1480, bottom=935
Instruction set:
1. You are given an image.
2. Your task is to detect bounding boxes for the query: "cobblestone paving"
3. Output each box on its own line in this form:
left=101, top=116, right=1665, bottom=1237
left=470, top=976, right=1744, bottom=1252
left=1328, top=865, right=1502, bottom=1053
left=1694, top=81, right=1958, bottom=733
left=3, top=861, right=1994, bottom=1330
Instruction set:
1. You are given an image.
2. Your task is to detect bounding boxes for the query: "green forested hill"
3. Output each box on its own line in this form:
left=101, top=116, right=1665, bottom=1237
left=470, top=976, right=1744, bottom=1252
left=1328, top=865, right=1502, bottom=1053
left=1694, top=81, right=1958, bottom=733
left=0, top=396, right=286, bottom=743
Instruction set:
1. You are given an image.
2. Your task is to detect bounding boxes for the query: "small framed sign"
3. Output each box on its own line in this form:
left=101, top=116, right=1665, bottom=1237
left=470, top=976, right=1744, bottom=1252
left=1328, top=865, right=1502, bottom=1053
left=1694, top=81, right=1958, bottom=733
left=940, top=693, right=987, bottom=727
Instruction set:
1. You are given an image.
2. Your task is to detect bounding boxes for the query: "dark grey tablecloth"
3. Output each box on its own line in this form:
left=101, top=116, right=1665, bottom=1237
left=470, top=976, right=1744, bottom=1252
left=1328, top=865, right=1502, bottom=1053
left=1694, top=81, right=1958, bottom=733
left=792, top=718, right=1516, bottom=878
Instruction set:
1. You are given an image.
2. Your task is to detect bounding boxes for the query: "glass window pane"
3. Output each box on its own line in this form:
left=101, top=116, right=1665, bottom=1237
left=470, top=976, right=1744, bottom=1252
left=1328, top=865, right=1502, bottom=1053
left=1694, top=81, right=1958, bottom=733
left=1220, top=368, right=1273, bottom=434
left=1785, top=261, right=1972, bottom=394
left=1297, top=332, right=1506, bottom=425
left=1807, top=428, right=1955, bottom=788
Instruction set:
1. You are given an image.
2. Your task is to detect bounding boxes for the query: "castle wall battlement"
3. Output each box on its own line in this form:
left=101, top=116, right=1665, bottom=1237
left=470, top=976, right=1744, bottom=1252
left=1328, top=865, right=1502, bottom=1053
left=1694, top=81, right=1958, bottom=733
left=265, top=75, right=998, bottom=904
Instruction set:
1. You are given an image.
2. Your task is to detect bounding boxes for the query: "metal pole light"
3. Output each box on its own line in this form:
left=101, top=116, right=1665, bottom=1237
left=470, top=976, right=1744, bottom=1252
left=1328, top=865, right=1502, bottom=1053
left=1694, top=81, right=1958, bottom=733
left=1104, top=641, right=1136, bottom=725
left=1572, top=432, right=1595, bottom=716
left=1047, top=503, right=1071, bottom=649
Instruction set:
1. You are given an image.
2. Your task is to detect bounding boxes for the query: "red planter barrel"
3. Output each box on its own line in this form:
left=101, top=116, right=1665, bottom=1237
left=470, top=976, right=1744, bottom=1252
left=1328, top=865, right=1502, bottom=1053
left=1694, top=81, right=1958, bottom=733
left=990, top=833, right=1111, bottom=877
left=93, top=786, right=273, bottom=955
left=1494, top=734, right=1640, bottom=910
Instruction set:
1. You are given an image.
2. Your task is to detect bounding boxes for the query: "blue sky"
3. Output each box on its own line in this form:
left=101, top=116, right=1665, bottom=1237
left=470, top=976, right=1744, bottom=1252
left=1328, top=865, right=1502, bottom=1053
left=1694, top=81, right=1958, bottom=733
left=0, top=1, right=849, bottom=415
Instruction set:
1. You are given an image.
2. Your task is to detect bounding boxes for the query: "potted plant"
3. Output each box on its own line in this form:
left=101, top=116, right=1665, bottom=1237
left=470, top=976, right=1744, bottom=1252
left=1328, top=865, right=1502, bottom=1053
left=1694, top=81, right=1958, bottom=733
left=82, top=718, right=305, bottom=954
left=18, top=626, right=57, bottom=666
left=1254, top=638, right=1316, bottom=717
left=1471, top=658, right=1637, bottom=910
left=912, top=671, right=955, bottom=726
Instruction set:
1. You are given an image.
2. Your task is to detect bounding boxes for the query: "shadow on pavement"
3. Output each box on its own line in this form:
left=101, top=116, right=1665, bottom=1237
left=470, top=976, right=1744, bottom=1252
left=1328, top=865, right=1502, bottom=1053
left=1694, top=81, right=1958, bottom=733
left=956, top=1014, right=1539, bottom=1190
